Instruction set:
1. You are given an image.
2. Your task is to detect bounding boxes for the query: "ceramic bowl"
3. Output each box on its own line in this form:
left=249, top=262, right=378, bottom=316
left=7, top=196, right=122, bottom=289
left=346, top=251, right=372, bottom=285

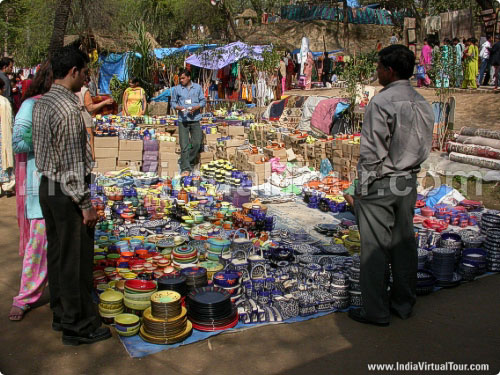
left=124, top=298, right=151, bottom=311
left=114, top=313, right=140, bottom=327
left=115, top=326, right=140, bottom=337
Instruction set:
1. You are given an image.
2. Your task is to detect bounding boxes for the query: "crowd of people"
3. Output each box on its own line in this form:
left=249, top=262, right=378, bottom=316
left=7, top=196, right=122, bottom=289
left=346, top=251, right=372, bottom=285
left=417, top=36, right=500, bottom=90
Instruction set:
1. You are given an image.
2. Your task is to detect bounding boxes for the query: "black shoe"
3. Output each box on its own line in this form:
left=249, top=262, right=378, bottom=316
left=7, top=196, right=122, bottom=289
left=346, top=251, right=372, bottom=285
left=348, top=308, right=389, bottom=327
left=62, top=327, right=111, bottom=346
left=390, top=307, right=412, bottom=320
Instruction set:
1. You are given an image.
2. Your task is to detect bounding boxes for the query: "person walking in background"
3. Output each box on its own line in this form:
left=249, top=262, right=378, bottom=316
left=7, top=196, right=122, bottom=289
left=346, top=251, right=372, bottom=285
left=0, top=79, right=14, bottom=196
left=122, top=77, right=146, bottom=116
left=279, top=57, right=286, bottom=94
left=9, top=61, right=53, bottom=321
left=21, top=74, right=34, bottom=97
left=389, top=33, right=398, bottom=45
left=303, top=52, right=314, bottom=90
left=32, top=46, right=110, bottom=346
left=171, top=69, right=206, bottom=177
left=478, top=35, right=492, bottom=87
left=286, top=56, right=295, bottom=90
left=0, top=57, right=14, bottom=105
left=453, top=38, right=464, bottom=87
left=462, top=38, right=478, bottom=89
left=322, top=52, right=333, bottom=87
left=418, top=39, right=432, bottom=87
left=349, top=45, right=434, bottom=326
left=489, top=39, right=500, bottom=91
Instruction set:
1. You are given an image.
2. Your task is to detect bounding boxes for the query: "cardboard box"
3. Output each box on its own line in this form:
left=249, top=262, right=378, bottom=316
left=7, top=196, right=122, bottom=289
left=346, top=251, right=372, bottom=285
left=119, top=140, right=143, bottom=151
left=224, top=126, right=245, bottom=137
left=159, top=152, right=178, bottom=161
left=352, top=144, right=361, bottom=157
left=342, top=142, right=353, bottom=158
left=94, top=137, right=118, bottom=148
left=332, top=148, right=343, bottom=158
left=331, top=139, right=342, bottom=149
left=159, top=141, right=176, bottom=152
left=341, top=158, right=351, bottom=167
left=332, top=157, right=343, bottom=166
left=204, top=133, right=221, bottom=143
left=116, top=160, right=142, bottom=171
left=263, top=147, right=287, bottom=160
left=159, top=166, right=178, bottom=177
left=118, top=150, right=143, bottom=161
left=94, top=157, right=116, bottom=169
left=95, top=148, right=118, bottom=159
left=224, top=138, right=246, bottom=148
left=199, top=151, right=214, bottom=163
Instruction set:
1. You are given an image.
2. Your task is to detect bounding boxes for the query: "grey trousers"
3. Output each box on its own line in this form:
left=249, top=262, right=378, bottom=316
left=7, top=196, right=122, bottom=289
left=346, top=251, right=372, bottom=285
left=354, top=174, right=417, bottom=322
left=179, top=121, right=202, bottom=172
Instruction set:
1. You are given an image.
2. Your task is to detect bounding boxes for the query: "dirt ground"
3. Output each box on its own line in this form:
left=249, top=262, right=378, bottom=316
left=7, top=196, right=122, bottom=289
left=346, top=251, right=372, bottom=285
left=1, top=196, right=500, bottom=375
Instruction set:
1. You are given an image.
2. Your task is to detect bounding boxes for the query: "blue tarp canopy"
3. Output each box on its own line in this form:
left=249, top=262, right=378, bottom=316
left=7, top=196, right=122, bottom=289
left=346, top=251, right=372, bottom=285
left=98, top=53, right=129, bottom=95
left=154, top=44, right=218, bottom=59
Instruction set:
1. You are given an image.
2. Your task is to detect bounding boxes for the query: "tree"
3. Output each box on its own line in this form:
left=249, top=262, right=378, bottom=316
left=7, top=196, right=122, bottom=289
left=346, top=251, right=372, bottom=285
left=48, top=0, right=73, bottom=56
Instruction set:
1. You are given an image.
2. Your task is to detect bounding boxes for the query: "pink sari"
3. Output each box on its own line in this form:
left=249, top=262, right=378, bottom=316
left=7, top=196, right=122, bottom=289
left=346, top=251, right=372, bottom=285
left=418, top=44, right=433, bottom=87
left=15, top=153, right=30, bottom=257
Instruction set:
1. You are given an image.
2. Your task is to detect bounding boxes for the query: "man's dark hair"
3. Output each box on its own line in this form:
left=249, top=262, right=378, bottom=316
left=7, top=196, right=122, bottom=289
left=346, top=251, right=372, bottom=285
left=378, top=45, right=415, bottom=80
left=50, top=46, right=89, bottom=80
left=179, top=69, right=191, bottom=77
left=0, top=57, right=13, bottom=70
left=453, top=37, right=460, bottom=43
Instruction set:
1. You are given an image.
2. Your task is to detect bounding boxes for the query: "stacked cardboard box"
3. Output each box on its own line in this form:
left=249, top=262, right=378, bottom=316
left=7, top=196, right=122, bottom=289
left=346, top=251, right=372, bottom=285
left=118, top=140, right=143, bottom=171
left=158, top=140, right=179, bottom=177
left=93, top=137, right=118, bottom=173
left=142, top=140, right=159, bottom=173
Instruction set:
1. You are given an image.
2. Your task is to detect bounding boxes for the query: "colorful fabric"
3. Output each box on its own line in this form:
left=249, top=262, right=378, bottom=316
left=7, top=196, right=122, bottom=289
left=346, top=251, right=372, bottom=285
left=12, top=219, right=48, bottom=309
left=124, top=87, right=146, bottom=116
left=0, top=94, right=14, bottom=175
left=15, top=153, right=30, bottom=257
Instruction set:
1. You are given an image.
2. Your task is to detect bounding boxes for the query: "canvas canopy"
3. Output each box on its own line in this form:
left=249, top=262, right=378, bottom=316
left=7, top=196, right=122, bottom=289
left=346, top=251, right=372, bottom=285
left=185, top=41, right=271, bottom=70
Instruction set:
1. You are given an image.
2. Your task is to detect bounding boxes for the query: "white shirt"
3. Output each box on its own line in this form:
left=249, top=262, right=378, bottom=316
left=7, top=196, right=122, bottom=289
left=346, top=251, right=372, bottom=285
left=480, top=41, right=491, bottom=59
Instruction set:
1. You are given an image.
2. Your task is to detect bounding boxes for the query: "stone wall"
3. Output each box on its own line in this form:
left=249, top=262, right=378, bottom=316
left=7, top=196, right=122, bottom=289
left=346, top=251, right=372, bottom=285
left=236, top=20, right=397, bottom=53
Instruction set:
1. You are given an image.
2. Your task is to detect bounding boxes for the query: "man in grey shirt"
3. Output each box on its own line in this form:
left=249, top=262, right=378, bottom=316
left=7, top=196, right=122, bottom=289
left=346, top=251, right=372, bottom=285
left=349, top=45, right=434, bottom=326
left=0, top=57, right=13, bottom=104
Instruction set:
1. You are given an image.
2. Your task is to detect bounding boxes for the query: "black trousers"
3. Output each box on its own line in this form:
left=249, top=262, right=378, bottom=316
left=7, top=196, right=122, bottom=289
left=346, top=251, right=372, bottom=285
left=39, top=176, right=100, bottom=335
left=354, top=175, right=417, bottom=322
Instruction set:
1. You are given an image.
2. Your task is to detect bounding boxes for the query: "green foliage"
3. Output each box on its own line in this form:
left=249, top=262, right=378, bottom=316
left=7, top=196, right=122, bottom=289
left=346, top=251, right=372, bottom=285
left=127, top=21, right=156, bottom=99
left=341, top=51, right=377, bottom=129
left=109, top=75, right=128, bottom=104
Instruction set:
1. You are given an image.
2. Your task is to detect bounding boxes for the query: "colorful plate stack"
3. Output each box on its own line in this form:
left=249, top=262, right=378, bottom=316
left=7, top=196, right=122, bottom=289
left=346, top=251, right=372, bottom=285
left=171, top=245, right=198, bottom=268
left=123, top=279, right=157, bottom=315
left=157, top=274, right=188, bottom=296
left=99, top=289, right=124, bottom=323
left=180, top=267, right=208, bottom=291
left=140, top=291, right=193, bottom=345
left=186, top=287, right=238, bottom=332
left=114, top=313, right=141, bottom=337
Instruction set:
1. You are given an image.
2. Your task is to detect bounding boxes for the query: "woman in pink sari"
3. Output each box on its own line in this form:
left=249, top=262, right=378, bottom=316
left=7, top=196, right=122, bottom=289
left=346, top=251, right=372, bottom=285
left=418, top=39, right=432, bottom=87
left=9, top=61, right=52, bottom=321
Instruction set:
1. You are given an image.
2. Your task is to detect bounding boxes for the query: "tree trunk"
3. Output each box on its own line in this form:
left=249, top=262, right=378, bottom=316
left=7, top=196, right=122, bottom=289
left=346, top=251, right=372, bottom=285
left=48, top=0, right=73, bottom=57
left=4, top=9, right=9, bottom=57
left=221, top=1, right=242, bottom=42
left=343, top=0, right=349, bottom=50
left=475, top=0, right=494, bottom=10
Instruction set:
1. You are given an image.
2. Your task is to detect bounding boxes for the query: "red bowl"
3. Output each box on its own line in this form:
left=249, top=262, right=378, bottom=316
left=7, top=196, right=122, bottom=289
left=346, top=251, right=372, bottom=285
left=124, top=279, right=156, bottom=291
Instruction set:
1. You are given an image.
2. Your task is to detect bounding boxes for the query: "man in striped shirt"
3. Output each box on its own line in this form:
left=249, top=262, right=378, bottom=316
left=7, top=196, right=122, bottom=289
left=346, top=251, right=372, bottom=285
left=32, top=46, right=110, bottom=346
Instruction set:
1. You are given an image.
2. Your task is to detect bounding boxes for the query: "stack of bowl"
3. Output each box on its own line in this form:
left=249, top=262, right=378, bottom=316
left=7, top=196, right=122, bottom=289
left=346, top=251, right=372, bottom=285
left=114, top=313, right=141, bottom=337
left=123, top=280, right=157, bottom=316
left=99, top=289, right=124, bottom=324
left=140, top=291, right=193, bottom=344
left=198, top=260, right=224, bottom=281
left=485, top=228, right=500, bottom=271
left=416, top=270, right=436, bottom=295
left=205, top=238, right=231, bottom=261
left=171, top=245, right=198, bottom=268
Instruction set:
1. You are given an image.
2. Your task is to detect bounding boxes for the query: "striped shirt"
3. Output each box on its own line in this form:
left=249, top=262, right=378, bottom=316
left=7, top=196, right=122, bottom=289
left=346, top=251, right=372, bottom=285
left=32, top=84, right=93, bottom=210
